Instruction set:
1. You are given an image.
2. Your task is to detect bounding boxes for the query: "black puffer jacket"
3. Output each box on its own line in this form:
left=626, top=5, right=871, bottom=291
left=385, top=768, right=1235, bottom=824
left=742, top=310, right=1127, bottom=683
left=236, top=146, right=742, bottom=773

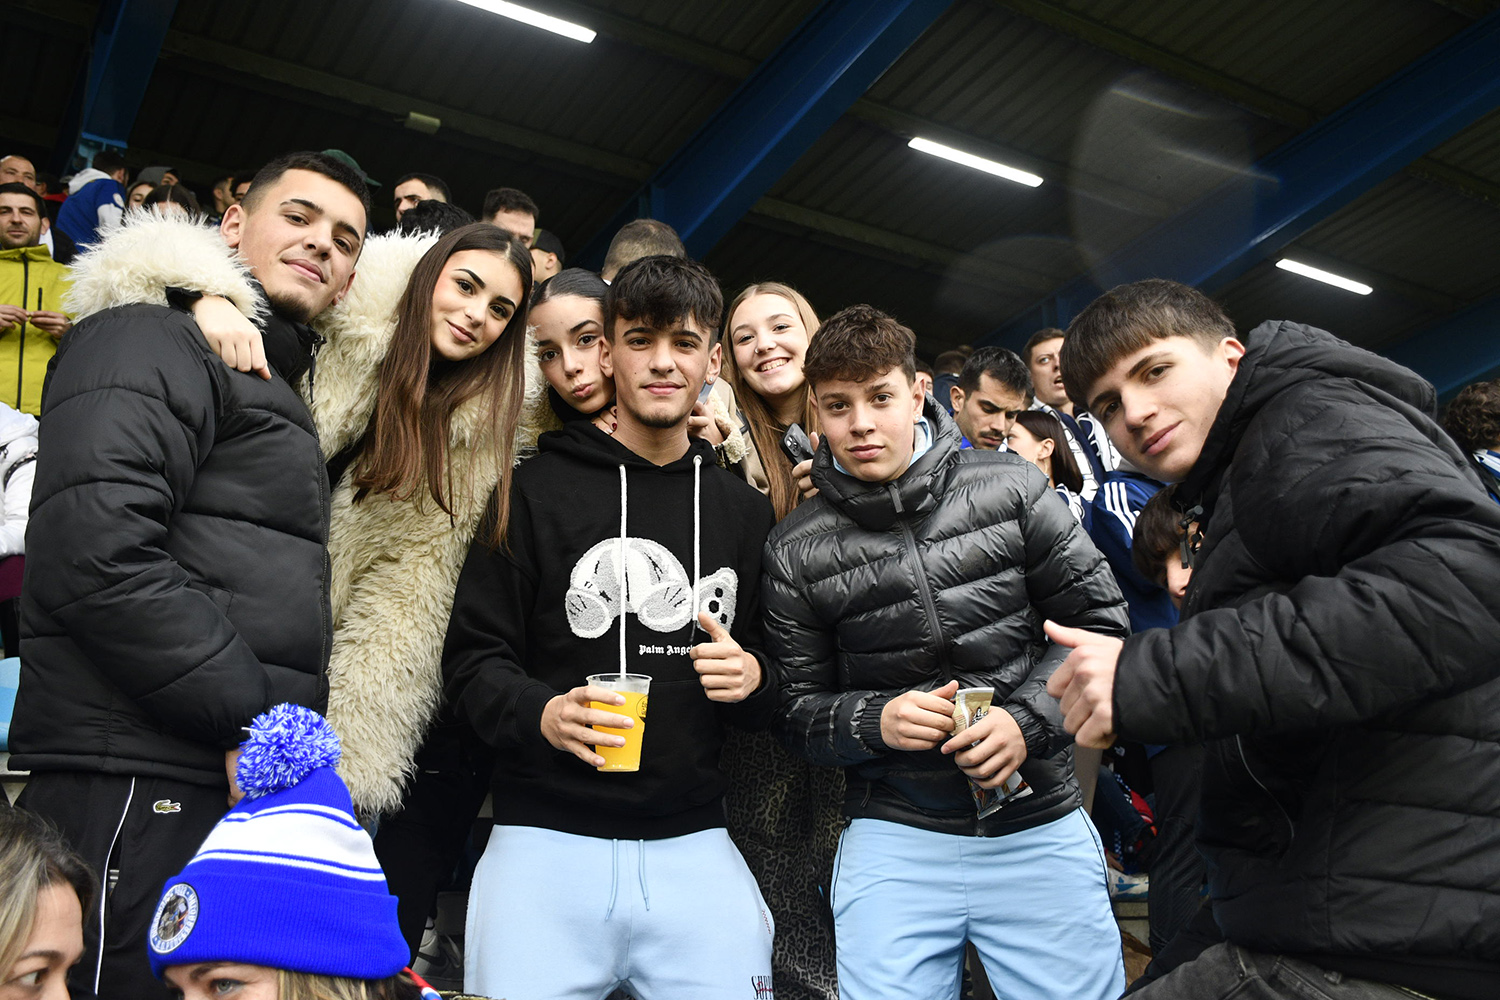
left=765, top=400, right=1129, bottom=837
left=11, top=300, right=331, bottom=787
left=1115, top=322, right=1500, bottom=999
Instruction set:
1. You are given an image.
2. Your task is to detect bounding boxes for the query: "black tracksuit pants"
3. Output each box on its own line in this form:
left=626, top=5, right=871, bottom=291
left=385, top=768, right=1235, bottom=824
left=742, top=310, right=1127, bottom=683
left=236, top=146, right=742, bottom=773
left=1147, top=744, right=1206, bottom=955
left=17, top=771, right=228, bottom=1000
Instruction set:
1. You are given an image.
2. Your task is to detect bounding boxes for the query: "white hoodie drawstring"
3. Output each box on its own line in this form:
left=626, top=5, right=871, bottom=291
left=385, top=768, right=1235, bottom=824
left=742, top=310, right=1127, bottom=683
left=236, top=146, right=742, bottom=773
left=618, top=464, right=628, bottom=674
left=638, top=839, right=650, bottom=911
left=606, top=838, right=621, bottom=919
left=691, top=454, right=702, bottom=636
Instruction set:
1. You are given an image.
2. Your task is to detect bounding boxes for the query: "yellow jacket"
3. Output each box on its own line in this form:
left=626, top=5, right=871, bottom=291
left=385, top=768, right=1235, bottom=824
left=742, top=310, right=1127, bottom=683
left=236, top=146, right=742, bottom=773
left=0, top=246, right=73, bottom=415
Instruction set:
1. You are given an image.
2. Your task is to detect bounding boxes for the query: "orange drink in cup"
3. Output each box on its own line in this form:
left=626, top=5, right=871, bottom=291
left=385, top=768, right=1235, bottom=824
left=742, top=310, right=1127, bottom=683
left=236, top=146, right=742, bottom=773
left=587, top=673, right=651, bottom=772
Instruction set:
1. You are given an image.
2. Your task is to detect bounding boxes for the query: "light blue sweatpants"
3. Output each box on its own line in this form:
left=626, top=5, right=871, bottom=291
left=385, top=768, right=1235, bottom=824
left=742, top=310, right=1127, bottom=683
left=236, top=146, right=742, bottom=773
left=831, top=809, right=1124, bottom=1000
left=465, top=824, right=775, bottom=1000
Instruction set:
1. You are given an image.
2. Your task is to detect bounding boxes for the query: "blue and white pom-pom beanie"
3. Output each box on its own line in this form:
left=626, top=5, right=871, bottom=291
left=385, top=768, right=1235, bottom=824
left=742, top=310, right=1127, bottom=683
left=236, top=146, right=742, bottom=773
left=147, top=704, right=409, bottom=980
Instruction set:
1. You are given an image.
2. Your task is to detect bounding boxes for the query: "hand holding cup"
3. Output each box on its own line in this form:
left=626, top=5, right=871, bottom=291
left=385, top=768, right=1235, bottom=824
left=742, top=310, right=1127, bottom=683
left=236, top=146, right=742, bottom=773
left=541, top=683, right=633, bottom=768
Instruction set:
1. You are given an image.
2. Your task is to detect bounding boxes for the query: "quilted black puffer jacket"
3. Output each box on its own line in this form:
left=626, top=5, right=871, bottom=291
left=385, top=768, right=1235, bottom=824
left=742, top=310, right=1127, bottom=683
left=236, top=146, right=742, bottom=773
left=12, top=301, right=330, bottom=787
left=1115, top=322, right=1500, bottom=999
left=764, top=399, right=1129, bottom=837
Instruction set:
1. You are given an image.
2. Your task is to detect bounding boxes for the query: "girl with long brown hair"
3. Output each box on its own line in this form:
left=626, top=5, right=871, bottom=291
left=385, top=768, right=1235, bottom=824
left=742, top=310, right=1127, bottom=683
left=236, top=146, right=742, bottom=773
left=720, top=281, right=842, bottom=1000
left=721, top=282, right=822, bottom=519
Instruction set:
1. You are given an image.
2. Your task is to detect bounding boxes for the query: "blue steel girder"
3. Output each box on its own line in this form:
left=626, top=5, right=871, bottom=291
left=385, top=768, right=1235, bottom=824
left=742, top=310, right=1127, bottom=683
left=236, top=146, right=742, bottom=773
left=1382, top=295, right=1500, bottom=401
left=984, top=9, right=1500, bottom=347
left=576, top=0, right=954, bottom=267
left=77, top=0, right=178, bottom=150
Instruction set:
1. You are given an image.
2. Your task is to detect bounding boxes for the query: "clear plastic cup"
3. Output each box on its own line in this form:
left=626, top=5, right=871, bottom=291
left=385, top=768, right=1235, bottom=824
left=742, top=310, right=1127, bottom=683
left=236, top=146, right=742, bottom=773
left=587, top=673, right=651, bottom=772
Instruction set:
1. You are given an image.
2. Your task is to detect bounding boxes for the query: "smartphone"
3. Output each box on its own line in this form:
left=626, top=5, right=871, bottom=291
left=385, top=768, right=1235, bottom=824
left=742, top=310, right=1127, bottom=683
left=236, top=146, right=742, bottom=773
left=780, top=423, right=814, bottom=464
left=696, top=380, right=716, bottom=406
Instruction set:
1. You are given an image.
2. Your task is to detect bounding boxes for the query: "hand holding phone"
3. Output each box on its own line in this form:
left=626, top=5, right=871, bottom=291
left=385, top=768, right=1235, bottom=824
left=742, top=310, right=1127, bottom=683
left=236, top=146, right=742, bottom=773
left=780, top=423, right=814, bottom=464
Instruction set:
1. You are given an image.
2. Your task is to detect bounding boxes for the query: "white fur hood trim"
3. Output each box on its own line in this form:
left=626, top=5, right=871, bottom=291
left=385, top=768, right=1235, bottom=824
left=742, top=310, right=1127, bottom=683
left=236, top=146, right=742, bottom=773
left=62, top=214, right=264, bottom=323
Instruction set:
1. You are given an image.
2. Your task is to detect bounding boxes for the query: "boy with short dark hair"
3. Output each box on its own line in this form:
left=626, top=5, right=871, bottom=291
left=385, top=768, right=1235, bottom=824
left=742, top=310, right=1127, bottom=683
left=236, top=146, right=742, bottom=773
left=1049, top=278, right=1500, bottom=999
left=765, top=304, right=1129, bottom=1000
left=443, top=254, right=778, bottom=1000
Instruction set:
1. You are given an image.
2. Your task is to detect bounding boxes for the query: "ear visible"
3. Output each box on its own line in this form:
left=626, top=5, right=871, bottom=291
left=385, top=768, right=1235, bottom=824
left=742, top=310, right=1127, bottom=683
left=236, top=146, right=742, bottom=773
left=331, top=268, right=357, bottom=309
left=1221, top=336, right=1247, bottom=375
left=1036, top=436, right=1055, bottom=462
left=221, top=203, right=246, bottom=249
left=706, top=341, right=723, bottom=385
left=910, top=373, right=925, bottom=420
left=949, top=384, right=965, bottom=411
left=599, top=334, right=615, bottom=380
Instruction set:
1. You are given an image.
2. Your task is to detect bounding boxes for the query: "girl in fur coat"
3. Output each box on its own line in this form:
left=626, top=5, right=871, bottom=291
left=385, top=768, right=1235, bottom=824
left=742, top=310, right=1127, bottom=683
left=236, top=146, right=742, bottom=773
left=63, top=215, right=543, bottom=819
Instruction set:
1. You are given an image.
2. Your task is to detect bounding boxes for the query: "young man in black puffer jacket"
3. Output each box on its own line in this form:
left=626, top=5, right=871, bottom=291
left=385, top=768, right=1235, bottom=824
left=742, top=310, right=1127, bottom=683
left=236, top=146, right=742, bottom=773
left=1050, top=279, right=1500, bottom=1000
left=763, top=305, right=1131, bottom=1000
left=12, top=152, right=368, bottom=1000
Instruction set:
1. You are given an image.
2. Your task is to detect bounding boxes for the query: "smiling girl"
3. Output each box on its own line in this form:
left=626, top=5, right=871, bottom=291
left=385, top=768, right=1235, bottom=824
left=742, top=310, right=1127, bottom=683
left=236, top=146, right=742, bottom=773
left=722, top=283, right=822, bottom=520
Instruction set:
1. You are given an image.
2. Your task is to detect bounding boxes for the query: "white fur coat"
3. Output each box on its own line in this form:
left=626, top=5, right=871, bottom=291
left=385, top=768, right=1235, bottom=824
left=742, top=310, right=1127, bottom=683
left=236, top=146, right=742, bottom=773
left=65, top=215, right=558, bottom=814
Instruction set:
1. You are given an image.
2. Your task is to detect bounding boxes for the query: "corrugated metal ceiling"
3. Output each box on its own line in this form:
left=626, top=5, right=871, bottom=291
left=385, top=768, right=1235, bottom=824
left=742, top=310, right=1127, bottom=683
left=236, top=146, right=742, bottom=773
left=4, top=0, right=1499, bottom=358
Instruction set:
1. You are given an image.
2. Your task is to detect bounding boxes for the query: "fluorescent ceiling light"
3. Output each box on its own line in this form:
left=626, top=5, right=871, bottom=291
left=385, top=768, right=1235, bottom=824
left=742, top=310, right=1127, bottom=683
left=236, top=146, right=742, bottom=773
left=908, top=137, right=1043, bottom=187
left=451, top=0, right=596, bottom=43
left=1275, top=258, right=1372, bottom=295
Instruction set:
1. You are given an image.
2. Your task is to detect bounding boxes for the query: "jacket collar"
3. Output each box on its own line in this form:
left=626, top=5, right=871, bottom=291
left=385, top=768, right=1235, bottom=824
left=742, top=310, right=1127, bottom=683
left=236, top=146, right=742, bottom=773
left=0, top=245, right=53, bottom=265
left=813, top=395, right=961, bottom=531
left=1175, top=320, right=1437, bottom=521
left=250, top=281, right=321, bottom=386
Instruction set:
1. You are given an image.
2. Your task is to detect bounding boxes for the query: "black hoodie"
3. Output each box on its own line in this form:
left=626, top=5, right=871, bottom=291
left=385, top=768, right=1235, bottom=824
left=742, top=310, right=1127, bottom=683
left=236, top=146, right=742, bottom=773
left=443, top=422, right=778, bottom=840
left=1115, top=321, right=1500, bottom=999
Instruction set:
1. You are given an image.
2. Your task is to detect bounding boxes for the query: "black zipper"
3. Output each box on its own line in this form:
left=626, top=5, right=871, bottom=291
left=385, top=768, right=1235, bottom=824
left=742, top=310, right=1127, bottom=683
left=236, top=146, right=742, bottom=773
left=17, top=255, right=28, bottom=410
left=306, top=329, right=324, bottom=408
left=888, top=483, right=951, bottom=681
left=1236, top=734, right=1295, bottom=842
left=310, top=327, right=329, bottom=692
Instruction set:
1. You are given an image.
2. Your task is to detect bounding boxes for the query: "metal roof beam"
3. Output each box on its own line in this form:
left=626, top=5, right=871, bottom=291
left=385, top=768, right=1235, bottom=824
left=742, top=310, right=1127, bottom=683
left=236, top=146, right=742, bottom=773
left=982, top=10, right=1500, bottom=345
left=49, top=0, right=178, bottom=171
left=574, top=0, right=956, bottom=264
left=1381, top=293, right=1500, bottom=397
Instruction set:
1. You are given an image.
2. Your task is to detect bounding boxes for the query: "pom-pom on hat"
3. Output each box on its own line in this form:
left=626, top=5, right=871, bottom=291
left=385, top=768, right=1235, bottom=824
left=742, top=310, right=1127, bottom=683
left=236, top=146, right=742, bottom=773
left=147, top=704, right=409, bottom=981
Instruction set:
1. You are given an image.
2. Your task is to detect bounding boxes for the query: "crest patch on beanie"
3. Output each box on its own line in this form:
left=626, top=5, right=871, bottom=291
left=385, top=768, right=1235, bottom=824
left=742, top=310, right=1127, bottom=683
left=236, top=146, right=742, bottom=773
left=149, top=883, right=199, bottom=954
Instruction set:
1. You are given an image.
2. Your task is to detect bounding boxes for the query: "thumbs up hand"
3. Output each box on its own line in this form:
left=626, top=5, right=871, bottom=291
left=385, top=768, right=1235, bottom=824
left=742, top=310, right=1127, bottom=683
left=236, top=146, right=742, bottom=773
left=1043, top=620, right=1124, bottom=749
left=691, top=612, right=762, bottom=703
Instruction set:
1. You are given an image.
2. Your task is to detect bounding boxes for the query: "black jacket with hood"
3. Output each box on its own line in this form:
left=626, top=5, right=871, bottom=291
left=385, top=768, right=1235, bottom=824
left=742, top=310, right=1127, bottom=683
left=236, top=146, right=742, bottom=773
left=12, top=294, right=331, bottom=786
left=1114, top=321, right=1500, bottom=999
left=764, top=399, right=1130, bottom=837
left=442, top=422, right=778, bottom=841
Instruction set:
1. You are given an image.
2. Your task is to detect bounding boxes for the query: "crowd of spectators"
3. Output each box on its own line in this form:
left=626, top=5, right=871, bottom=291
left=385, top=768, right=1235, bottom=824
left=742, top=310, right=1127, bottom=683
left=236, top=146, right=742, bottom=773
left=0, top=145, right=1497, bottom=1000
